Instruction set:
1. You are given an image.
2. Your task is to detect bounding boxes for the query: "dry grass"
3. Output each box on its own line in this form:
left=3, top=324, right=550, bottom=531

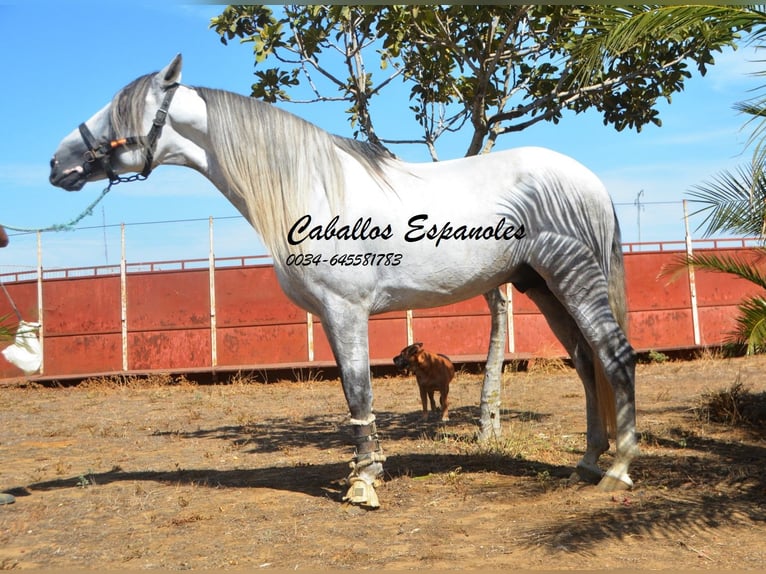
left=79, top=373, right=194, bottom=389
left=3, top=355, right=766, bottom=570
left=525, top=356, right=570, bottom=374
left=695, top=376, right=766, bottom=428
left=693, top=346, right=728, bottom=363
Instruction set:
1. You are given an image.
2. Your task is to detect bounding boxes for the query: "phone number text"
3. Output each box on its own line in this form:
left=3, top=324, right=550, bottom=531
left=285, top=253, right=403, bottom=267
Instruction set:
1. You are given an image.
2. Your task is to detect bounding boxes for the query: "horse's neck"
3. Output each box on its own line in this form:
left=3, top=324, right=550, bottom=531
left=156, top=87, right=212, bottom=173
left=159, top=87, right=243, bottom=203
left=162, top=86, right=331, bottom=256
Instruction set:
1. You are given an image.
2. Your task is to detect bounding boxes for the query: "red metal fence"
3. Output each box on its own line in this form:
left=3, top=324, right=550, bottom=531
left=0, top=240, right=762, bottom=381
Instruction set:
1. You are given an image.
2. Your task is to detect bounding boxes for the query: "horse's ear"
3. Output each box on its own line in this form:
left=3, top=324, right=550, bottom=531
left=158, top=54, right=183, bottom=88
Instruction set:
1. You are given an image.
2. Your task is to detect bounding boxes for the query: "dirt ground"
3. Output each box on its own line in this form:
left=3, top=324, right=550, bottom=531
left=0, top=353, right=765, bottom=571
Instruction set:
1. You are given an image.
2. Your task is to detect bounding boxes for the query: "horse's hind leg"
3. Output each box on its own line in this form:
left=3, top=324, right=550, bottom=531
left=320, top=304, right=385, bottom=508
left=525, top=285, right=609, bottom=482
left=528, top=245, right=638, bottom=490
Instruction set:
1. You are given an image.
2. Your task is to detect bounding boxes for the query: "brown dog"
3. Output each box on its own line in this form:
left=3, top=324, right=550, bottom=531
left=393, top=342, right=455, bottom=421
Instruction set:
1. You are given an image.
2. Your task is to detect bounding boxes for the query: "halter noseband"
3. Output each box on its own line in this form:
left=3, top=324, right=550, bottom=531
left=78, top=83, right=179, bottom=185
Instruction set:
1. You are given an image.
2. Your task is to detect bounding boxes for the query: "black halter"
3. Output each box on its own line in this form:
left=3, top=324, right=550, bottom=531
left=78, top=83, right=179, bottom=185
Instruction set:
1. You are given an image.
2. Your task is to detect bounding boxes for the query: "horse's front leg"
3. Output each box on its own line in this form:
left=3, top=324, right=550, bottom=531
left=320, top=307, right=385, bottom=509
left=478, top=287, right=508, bottom=441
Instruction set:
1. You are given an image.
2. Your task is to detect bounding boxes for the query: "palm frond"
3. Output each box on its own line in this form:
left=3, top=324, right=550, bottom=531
left=662, top=253, right=766, bottom=354
left=684, top=250, right=766, bottom=289
left=571, top=5, right=766, bottom=85
left=734, top=83, right=766, bottom=161
left=687, top=163, right=766, bottom=238
left=732, top=295, right=766, bottom=353
left=0, top=314, right=16, bottom=343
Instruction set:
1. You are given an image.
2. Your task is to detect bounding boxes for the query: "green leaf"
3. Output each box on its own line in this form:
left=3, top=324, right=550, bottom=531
left=733, top=296, right=766, bottom=354
left=211, top=4, right=757, bottom=157
left=688, top=163, right=766, bottom=238
left=685, top=250, right=766, bottom=290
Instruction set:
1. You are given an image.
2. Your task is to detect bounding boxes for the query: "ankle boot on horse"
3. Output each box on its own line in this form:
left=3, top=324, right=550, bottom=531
left=343, top=417, right=386, bottom=509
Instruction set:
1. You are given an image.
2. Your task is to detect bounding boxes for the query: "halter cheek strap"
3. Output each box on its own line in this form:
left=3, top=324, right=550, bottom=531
left=77, top=122, right=134, bottom=182
left=140, top=83, right=178, bottom=178
left=78, top=83, right=179, bottom=185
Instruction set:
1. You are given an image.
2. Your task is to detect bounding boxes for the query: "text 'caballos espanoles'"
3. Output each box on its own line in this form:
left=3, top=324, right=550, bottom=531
left=287, top=214, right=526, bottom=248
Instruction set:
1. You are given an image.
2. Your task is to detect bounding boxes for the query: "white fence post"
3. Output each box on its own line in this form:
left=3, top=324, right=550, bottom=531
left=208, top=216, right=218, bottom=368
left=120, top=224, right=128, bottom=371
left=683, top=200, right=701, bottom=346
left=36, top=231, right=44, bottom=375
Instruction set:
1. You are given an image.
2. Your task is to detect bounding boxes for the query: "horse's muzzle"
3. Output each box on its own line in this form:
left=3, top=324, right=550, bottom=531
left=49, top=159, right=87, bottom=191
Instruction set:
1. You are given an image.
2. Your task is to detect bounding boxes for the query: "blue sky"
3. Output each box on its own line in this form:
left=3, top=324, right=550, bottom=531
left=0, top=2, right=763, bottom=274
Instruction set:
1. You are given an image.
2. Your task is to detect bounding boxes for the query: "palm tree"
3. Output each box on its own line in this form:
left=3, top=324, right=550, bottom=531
left=681, top=9, right=766, bottom=354
left=684, top=147, right=766, bottom=354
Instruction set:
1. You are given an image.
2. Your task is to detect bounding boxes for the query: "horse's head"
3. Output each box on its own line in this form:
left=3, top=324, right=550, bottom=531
left=49, top=54, right=183, bottom=191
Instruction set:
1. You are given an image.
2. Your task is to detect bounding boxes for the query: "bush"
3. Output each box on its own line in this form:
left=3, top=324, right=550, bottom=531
left=695, top=378, right=766, bottom=427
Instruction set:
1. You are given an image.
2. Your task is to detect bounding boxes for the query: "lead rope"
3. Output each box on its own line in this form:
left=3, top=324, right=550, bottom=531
left=0, top=183, right=114, bottom=373
left=0, top=183, right=113, bottom=348
left=0, top=182, right=112, bottom=325
left=0, top=260, right=41, bottom=373
left=0, top=183, right=112, bottom=234
left=3, top=82, right=178, bottom=235
left=0, top=279, right=22, bottom=322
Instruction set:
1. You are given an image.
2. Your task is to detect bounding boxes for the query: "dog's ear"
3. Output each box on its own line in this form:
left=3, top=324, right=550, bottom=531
left=407, top=342, right=423, bottom=357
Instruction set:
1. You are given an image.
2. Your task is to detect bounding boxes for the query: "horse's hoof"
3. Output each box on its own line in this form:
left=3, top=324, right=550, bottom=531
left=342, top=478, right=380, bottom=509
left=575, top=461, right=603, bottom=485
left=597, top=472, right=633, bottom=492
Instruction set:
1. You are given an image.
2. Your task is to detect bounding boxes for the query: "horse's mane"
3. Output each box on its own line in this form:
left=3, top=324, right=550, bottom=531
left=111, top=74, right=154, bottom=154
left=111, top=74, right=396, bottom=258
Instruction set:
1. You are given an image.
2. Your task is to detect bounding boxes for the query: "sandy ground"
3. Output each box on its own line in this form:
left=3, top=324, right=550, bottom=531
left=0, top=353, right=765, bottom=570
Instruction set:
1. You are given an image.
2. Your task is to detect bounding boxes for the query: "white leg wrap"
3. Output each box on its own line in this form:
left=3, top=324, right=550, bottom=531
left=342, top=417, right=386, bottom=509
left=350, top=414, right=376, bottom=426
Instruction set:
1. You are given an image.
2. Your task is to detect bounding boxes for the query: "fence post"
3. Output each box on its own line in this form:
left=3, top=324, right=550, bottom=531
left=307, top=312, right=314, bottom=362
left=120, top=224, right=128, bottom=371
left=36, top=231, right=44, bottom=375
left=683, top=200, right=701, bottom=346
left=505, top=283, right=514, bottom=354
left=208, top=217, right=218, bottom=368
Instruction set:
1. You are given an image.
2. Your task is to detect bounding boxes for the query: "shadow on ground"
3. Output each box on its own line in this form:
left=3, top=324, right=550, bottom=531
left=21, top=406, right=766, bottom=553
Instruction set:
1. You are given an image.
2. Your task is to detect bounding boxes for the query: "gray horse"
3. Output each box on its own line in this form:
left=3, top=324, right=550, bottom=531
left=49, top=55, right=638, bottom=508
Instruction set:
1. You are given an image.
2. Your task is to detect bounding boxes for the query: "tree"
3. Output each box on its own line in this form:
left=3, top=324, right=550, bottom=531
left=211, top=4, right=753, bottom=160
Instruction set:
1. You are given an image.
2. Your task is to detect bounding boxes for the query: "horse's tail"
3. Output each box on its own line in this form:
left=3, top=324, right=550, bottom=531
left=595, top=208, right=628, bottom=438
